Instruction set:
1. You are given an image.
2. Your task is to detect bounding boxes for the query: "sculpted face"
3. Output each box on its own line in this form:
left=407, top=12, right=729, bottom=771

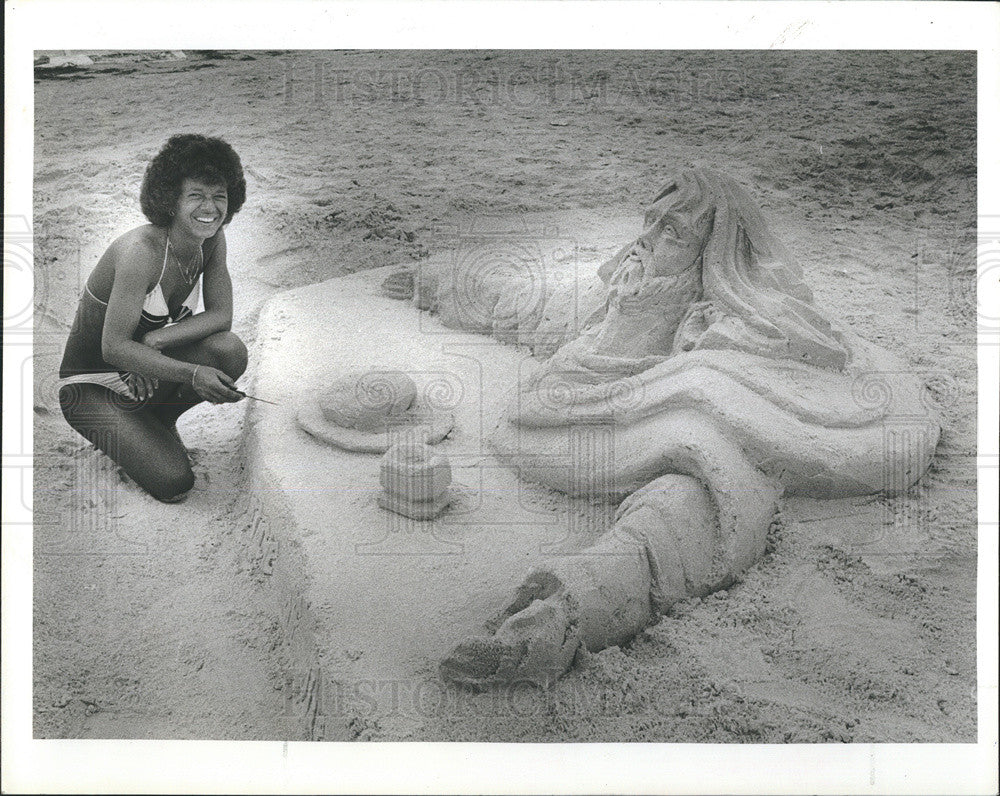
left=593, top=190, right=710, bottom=357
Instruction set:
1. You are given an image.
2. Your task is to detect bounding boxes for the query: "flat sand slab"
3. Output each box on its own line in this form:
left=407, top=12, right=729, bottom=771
left=250, top=264, right=615, bottom=733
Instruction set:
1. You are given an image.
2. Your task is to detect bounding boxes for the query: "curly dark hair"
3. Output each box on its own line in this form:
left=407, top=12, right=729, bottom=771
left=140, top=134, right=247, bottom=227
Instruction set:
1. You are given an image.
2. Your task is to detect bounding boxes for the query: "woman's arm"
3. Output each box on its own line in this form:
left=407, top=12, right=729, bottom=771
left=141, top=231, right=233, bottom=351
left=102, top=237, right=241, bottom=404
left=101, top=240, right=202, bottom=384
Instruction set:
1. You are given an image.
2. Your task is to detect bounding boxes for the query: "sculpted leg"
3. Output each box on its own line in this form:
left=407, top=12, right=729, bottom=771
left=440, top=473, right=767, bottom=689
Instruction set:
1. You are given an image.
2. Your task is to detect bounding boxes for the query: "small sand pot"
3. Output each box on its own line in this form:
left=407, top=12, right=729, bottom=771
left=378, top=442, right=452, bottom=520
left=380, top=268, right=415, bottom=300
left=297, top=369, right=453, bottom=453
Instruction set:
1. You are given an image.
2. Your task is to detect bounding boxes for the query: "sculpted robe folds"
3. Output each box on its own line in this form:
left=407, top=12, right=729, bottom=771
left=404, top=169, right=940, bottom=688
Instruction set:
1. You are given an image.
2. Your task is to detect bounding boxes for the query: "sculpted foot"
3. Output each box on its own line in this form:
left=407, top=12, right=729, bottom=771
left=440, top=543, right=655, bottom=690
left=440, top=573, right=582, bottom=690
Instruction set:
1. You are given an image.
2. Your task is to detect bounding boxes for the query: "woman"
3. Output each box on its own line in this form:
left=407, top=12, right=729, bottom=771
left=58, top=134, right=249, bottom=502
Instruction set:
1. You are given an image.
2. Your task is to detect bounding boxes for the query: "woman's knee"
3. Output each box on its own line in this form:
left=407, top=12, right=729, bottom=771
left=204, top=331, right=248, bottom=379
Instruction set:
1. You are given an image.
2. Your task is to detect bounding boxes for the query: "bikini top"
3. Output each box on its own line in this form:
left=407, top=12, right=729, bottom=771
left=85, top=236, right=201, bottom=329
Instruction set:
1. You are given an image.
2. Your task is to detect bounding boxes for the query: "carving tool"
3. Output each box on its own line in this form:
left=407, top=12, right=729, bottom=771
left=235, top=390, right=280, bottom=406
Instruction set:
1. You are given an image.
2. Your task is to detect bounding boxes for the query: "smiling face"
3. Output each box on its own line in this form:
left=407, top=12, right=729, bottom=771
left=170, top=177, right=229, bottom=243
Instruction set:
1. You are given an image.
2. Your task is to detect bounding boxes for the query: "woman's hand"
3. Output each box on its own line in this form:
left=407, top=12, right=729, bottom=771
left=191, top=365, right=244, bottom=404
left=141, top=329, right=167, bottom=351
left=124, top=372, right=159, bottom=402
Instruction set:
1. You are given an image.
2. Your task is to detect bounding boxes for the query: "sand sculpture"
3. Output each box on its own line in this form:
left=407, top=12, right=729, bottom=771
left=381, top=268, right=415, bottom=301
left=378, top=442, right=453, bottom=519
left=387, top=168, right=941, bottom=689
left=297, top=369, right=453, bottom=453
left=405, top=243, right=609, bottom=359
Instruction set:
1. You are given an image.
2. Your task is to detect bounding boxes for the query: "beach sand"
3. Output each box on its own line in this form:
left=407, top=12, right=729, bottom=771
left=32, top=50, right=977, bottom=741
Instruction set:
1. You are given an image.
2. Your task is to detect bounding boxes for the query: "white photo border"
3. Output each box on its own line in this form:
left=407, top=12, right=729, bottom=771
left=4, top=2, right=998, bottom=794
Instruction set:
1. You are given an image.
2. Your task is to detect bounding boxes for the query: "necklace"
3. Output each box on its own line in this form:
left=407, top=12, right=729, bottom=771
left=166, top=236, right=204, bottom=285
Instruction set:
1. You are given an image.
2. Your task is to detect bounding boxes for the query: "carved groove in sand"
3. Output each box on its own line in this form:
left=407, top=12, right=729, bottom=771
left=391, top=168, right=940, bottom=689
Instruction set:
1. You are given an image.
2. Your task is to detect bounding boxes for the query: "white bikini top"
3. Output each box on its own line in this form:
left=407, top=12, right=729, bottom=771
left=86, top=236, right=201, bottom=325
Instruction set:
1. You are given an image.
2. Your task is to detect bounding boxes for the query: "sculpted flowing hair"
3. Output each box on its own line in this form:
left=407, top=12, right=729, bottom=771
left=413, top=168, right=851, bottom=371
left=609, top=169, right=850, bottom=370
left=502, top=169, right=935, bottom=500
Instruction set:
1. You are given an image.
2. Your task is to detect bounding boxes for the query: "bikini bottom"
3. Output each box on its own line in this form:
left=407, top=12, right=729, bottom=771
left=56, top=371, right=134, bottom=400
